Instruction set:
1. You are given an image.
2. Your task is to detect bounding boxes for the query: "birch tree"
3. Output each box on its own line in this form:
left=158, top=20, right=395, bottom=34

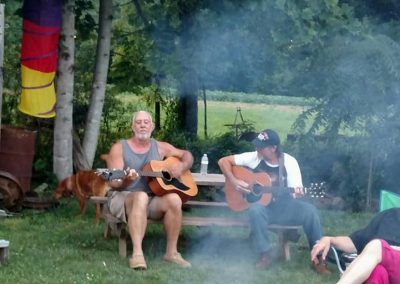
left=54, top=0, right=75, bottom=180
left=82, top=0, right=113, bottom=167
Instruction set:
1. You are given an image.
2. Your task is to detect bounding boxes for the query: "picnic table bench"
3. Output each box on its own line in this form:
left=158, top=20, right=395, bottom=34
left=90, top=173, right=302, bottom=261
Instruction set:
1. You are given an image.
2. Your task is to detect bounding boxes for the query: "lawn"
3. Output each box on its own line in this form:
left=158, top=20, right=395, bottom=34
left=0, top=93, right=347, bottom=283
left=197, top=101, right=307, bottom=140
left=117, top=92, right=310, bottom=141
left=0, top=200, right=373, bottom=284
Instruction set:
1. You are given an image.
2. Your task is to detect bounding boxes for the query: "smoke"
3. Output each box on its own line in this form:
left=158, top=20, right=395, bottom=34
left=149, top=2, right=285, bottom=93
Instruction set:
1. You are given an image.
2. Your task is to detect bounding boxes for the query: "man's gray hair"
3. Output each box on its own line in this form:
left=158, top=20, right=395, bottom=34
left=132, top=111, right=153, bottom=123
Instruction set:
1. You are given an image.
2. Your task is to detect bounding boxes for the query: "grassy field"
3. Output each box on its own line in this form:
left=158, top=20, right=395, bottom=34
left=0, top=93, right=327, bottom=283
left=0, top=200, right=373, bottom=284
left=197, top=101, right=307, bottom=140
left=118, top=92, right=309, bottom=141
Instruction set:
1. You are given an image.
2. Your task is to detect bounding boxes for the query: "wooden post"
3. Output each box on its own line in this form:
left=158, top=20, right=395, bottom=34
left=366, top=148, right=374, bottom=210
left=0, top=4, right=4, bottom=141
left=0, top=239, right=9, bottom=265
left=202, top=85, right=207, bottom=138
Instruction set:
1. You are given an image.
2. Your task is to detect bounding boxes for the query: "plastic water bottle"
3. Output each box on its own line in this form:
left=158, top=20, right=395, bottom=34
left=200, top=154, right=208, bottom=175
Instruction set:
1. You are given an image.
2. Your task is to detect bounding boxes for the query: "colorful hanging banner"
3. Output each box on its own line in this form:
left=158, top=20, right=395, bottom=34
left=19, top=0, right=61, bottom=118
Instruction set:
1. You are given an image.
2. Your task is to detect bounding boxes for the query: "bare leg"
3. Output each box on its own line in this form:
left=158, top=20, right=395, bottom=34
left=337, top=239, right=382, bottom=284
left=148, top=193, right=182, bottom=255
left=125, top=192, right=149, bottom=257
left=162, top=194, right=183, bottom=255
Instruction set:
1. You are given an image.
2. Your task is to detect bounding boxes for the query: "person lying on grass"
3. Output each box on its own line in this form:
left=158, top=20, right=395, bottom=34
left=311, top=208, right=400, bottom=284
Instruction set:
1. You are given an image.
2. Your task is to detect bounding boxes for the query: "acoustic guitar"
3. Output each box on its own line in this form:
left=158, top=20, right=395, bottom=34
left=225, top=166, right=325, bottom=211
left=96, top=156, right=198, bottom=203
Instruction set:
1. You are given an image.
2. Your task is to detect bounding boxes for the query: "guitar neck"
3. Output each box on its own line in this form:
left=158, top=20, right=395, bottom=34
left=253, top=185, right=294, bottom=195
left=253, top=184, right=325, bottom=198
left=138, top=170, right=170, bottom=180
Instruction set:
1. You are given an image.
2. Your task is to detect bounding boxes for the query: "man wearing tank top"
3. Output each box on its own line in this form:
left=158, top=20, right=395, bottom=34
left=218, top=129, right=328, bottom=274
left=105, top=110, right=193, bottom=270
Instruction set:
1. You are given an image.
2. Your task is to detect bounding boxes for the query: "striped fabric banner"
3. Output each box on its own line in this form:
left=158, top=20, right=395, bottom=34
left=18, top=0, right=61, bottom=118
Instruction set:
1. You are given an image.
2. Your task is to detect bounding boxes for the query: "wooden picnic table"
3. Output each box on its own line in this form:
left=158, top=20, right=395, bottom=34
left=192, top=173, right=225, bottom=187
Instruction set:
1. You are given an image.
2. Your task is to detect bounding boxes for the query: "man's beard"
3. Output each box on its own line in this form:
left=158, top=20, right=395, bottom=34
left=136, top=132, right=151, bottom=140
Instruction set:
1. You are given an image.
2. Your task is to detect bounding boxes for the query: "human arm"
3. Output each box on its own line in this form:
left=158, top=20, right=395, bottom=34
left=218, top=155, right=250, bottom=193
left=284, top=154, right=304, bottom=198
left=157, top=141, right=193, bottom=178
left=311, top=236, right=357, bottom=264
left=105, top=142, right=138, bottom=189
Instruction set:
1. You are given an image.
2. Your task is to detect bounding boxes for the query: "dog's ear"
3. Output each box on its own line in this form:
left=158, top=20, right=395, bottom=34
left=53, top=176, right=75, bottom=199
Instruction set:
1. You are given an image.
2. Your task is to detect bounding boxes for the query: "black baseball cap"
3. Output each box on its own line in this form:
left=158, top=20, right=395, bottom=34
left=252, top=129, right=280, bottom=148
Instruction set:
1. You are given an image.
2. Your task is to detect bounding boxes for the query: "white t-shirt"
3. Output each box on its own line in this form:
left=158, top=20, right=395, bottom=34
left=234, top=151, right=303, bottom=188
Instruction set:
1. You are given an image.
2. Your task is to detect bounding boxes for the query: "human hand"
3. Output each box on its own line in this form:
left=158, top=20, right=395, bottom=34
left=311, top=237, right=332, bottom=264
left=292, top=187, right=304, bottom=198
left=168, top=162, right=184, bottom=179
left=107, top=168, right=138, bottom=189
left=125, top=167, right=139, bottom=181
left=233, top=179, right=251, bottom=194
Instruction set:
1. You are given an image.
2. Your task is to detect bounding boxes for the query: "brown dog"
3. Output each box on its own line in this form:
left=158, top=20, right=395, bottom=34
left=54, top=170, right=112, bottom=224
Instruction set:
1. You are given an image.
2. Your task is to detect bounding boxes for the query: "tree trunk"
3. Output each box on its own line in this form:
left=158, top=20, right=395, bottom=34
left=53, top=0, right=75, bottom=180
left=366, top=148, right=375, bottom=210
left=177, top=8, right=198, bottom=138
left=202, top=85, right=207, bottom=138
left=0, top=4, right=4, bottom=137
left=179, top=94, right=198, bottom=138
left=73, top=130, right=90, bottom=170
left=82, top=0, right=113, bottom=167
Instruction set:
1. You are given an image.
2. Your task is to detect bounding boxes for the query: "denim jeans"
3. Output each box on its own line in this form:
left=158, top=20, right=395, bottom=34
left=248, top=195, right=323, bottom=253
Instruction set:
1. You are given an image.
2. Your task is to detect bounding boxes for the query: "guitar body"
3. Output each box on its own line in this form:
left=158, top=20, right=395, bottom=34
left=225, top=166, right=273, bottom=212
left=143, top=157, right=198, bottom=203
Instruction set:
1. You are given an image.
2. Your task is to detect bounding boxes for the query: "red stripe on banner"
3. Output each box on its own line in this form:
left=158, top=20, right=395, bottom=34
left=21, top=20, right=59, bottom=73
left=23, top=19, right=60, bottom=33
left=21, top=54, right=58, bottom=73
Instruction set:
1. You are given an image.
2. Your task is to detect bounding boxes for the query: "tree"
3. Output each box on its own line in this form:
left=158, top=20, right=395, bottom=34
left=54, top=0, right=75, bottom=180
left=0, top=4, right=4, bottom=132
left=82, top=0, right=113, bottom=168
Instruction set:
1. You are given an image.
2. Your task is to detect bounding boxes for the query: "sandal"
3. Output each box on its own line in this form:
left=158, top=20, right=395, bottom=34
left=163, top=252, right=191, bottom=268
left=129, top=254, right=147, bottom=270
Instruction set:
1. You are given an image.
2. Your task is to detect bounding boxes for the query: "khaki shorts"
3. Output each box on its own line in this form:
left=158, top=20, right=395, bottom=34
left=107, top=191, right=159, bottom=223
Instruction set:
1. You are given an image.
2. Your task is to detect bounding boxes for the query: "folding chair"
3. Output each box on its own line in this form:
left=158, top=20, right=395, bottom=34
left=328, top=246, right=357, bottom=274
left=380, top=190, right=400, bottom=212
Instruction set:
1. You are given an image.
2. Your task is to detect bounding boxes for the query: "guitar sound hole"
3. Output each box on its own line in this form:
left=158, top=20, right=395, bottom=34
left=161, top=171, right=171, bottom=181
left=252, top=186, right=262, bottom=196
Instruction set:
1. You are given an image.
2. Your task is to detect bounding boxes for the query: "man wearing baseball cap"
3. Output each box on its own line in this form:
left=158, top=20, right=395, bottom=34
left=218, top=129, right=328, bottom=274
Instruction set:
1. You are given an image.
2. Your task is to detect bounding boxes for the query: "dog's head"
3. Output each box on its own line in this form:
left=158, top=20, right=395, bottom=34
left=53, top=175, right=76, bottom=200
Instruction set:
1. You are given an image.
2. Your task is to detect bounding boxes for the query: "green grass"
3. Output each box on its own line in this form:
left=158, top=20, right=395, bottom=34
left=118, top=93, right=309, bottom=141
left=197, top=101, right=307, bottom=140
left=0, top=200, right=373, bottom=284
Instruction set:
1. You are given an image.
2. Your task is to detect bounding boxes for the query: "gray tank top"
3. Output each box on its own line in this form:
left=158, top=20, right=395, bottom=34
left=121, top=138, right=161, bottom=193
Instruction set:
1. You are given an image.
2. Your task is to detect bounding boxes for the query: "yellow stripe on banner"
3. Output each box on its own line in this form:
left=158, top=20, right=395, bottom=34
left=19, top=65, right=56, bottom=118
left=19, top=83, right=56, bottom=118
left=21, top=65, right=55, bottom=87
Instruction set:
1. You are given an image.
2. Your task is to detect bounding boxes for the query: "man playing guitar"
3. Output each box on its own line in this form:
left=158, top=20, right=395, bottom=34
left=105, top=110, right=193, bottom=270
left=218, top=128, right=329, bottom=274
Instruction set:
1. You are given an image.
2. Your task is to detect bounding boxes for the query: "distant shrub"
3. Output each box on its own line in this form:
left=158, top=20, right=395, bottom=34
left=203, top=90, right=314, bottom=106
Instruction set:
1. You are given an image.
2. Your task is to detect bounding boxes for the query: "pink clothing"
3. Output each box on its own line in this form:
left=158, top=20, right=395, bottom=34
left=366, top=265, right=389, bottom=284
left=365, top=240, right=400, bottom=284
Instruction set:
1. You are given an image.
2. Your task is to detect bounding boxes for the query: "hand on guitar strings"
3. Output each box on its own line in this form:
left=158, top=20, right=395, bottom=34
left=234, top=179, right=251, bottom=194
